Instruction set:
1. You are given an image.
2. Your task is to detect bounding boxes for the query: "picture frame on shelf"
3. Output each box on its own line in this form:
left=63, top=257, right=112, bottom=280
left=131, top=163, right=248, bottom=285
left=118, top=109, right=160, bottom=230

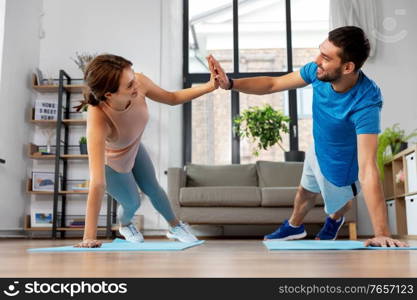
left=32, top=171, right=57, bottom=192
left=67, top=179, right=89, bottom=192
left=31, top=211, right=53, bottom=227
left=35, top=68, right=45, bottom=86
left=37, top=145, right=56, bottom=155
left=34, top=99, right=58, bottom=121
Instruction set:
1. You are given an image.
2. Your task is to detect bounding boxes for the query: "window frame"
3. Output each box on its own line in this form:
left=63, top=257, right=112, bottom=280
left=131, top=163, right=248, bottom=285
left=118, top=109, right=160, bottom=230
left=183, top=0, right=299, bottom=165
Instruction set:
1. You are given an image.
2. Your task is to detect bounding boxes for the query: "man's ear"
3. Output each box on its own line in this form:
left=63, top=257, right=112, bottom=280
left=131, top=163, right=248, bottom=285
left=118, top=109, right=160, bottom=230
left=343, top=61, right=356, bottom=75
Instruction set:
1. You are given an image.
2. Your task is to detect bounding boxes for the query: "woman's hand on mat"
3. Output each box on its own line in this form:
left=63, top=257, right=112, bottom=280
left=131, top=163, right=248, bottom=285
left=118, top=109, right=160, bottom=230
left=74, top=239, right=102, bottom=248
left=364, top=236, right=409, bottom=247
left=207, top=54, right=230, bottom=90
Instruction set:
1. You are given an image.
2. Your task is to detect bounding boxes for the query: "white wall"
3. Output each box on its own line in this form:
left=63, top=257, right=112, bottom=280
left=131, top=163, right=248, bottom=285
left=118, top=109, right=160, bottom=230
left=0, top=0, right=42, bottom=232
left=364, top=0, right=417, bottom=133
left=359, top=0, right=417, bottom=236
left=161, top=0, right=183, bottom=170
left=0, top=0, right=5, bottom=81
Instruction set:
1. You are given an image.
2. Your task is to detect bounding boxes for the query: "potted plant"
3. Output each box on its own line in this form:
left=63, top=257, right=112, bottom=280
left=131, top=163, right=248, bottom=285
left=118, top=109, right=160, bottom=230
left=233, top=104, right=305, bottom=161
left=71, top=51, right=97, bottom=74
left=72, top=100, right=88, bottom=118
left=79, top=136, right=88, bottom=155
left=81, top=103, right=88, bottom=119
left=377, top=123, right=417, bottom=179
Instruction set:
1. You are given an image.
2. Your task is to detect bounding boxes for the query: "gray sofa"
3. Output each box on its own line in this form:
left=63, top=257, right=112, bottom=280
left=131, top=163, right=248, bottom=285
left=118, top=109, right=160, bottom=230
left=168, top=161, right=357, bottom=239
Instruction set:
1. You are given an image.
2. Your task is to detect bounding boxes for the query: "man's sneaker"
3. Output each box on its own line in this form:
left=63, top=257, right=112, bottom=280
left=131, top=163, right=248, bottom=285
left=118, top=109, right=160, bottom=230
left=167, top=221, right=198, bottom=243
left=264, top=220, right=307, bottom=241
left=119, top=223, right=144, bottom=243
left=315, top=216, right=345, bottom=240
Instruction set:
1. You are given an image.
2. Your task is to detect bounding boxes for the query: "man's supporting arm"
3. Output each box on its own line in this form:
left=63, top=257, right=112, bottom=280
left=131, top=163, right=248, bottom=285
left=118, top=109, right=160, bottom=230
left=357, top=134, right=408, bottom=247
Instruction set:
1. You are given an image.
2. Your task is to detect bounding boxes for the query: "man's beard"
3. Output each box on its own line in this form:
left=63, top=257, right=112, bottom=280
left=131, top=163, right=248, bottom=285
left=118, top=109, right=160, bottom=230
left=317, top=67, right=343, bottom=82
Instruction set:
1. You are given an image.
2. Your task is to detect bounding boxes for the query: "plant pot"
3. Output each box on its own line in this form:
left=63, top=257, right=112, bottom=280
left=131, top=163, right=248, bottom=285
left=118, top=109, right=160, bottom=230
left=285, top=150, right=305, bottom=162
left=390, top=142, right=408, bottom=156
left=79, top=144, right=88, bottom=155
left=399, top=142, right=408, bottom=152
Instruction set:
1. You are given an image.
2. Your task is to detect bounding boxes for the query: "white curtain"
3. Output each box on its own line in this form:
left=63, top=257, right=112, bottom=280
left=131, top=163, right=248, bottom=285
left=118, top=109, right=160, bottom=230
left=329, top=0, right=377, bottom=57
left=160, top=0, right=184, bottom=170
left=160, top=0, right=183, bottom=92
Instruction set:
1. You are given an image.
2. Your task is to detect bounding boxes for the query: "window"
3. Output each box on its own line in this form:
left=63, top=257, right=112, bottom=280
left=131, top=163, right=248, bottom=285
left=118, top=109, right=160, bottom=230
left=188, top=0, right=234, bottom=73
left=183, top=0, right=329, bottom=165
left=240, top=92, right=289, bottom=164
left=238, top=0, right=287, bottom=72
left=191, top=86, right=232, bottom=164
left=291, top=0, right=329, bottom=153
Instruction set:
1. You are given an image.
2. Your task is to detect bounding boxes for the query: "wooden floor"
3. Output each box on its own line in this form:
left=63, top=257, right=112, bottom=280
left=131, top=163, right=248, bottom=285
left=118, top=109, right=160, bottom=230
left=1, top=238, right=417, bottom=278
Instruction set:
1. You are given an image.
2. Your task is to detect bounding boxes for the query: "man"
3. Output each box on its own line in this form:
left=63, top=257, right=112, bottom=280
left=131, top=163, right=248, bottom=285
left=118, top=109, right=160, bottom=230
left=208, top=26, right=407, bottom=247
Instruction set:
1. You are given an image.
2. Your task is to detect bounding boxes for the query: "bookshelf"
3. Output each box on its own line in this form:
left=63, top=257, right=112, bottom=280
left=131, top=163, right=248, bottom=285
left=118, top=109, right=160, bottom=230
left=29, top=70, right=117, bottom=238
left=383, top=145, right=417, bottom=238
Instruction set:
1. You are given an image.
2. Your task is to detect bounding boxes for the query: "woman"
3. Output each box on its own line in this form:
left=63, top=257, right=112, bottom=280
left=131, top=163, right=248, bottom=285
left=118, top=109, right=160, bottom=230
left=75, top=54, right=217, bottom=248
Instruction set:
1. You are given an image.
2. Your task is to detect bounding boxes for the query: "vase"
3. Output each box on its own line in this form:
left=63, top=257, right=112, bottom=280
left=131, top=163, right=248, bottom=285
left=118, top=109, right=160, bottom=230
left=399, top=142, right=408, bottom=152
left=79, top=144, right=88, bottom=155
left=284, top=150, right=305, bottom=162
left=391, top=142, right=408, bottom=155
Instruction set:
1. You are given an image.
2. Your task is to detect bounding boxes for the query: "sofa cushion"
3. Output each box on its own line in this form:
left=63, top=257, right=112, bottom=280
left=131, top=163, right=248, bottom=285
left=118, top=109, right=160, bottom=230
left=256, top=161, right=304, bottom=187
left=261, top=187, right=298, bottom=207
left=261, top=187, right=325, bottom=207
left=185, top=164, right=257, bottom=187
left=179, top=187, right=261, bottom=207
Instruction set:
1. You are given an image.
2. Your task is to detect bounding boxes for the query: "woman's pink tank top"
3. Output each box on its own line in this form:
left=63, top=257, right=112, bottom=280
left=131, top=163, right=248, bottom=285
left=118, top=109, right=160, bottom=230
left=99, top=90, right=149, bottom=173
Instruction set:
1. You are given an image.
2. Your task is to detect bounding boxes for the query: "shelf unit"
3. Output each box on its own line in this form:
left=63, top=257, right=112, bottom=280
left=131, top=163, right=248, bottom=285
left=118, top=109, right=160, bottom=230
left=23, top=214, right=143, bottom=240
left=30, top=118, right=87, bottom=126
left=29, top=70, right=117, bottom=238
left=28, top=143, right=88, bottom=160
left=383, top=145, right=417, bottom=239
left=32, top=74, right=84, bottom=93
left=24, top=215, right=118, bottom=232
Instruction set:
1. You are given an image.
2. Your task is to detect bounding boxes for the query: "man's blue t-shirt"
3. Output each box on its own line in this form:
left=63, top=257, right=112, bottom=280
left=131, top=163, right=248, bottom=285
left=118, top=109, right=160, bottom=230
left=300, top=62, right=383, bottom=187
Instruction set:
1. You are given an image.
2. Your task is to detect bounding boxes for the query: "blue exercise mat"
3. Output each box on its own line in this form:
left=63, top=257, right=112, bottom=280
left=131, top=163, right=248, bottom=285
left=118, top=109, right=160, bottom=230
left=263, top=240, right=417, bottom=251
left=28, top=238, right=205, bottom=253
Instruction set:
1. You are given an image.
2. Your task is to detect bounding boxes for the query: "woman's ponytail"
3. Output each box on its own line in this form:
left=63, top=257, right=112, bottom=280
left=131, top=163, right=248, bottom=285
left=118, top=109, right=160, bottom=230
left=80, top=54, right=133, bottom=111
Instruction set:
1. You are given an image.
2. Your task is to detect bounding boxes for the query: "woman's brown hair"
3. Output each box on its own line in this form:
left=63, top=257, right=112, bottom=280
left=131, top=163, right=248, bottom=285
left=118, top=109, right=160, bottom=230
left=75, top=54, right=132, bottom=111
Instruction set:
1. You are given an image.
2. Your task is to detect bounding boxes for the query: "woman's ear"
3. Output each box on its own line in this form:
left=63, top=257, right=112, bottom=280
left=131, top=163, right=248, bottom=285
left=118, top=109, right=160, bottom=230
left=104, top=92, right=112, bottom=100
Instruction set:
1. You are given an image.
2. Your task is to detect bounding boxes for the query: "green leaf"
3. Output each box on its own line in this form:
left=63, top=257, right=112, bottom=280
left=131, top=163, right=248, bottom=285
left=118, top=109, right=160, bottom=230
left=233, top=104, right=291, bottom=156
left=377, top=123, right=417, bottom=179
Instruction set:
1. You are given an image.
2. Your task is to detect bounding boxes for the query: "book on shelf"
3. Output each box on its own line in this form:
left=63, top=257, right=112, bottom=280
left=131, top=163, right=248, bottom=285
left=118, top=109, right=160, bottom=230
left=57, top=215, right=109, bottom=227
left=69, top=224, right=85, bottom=228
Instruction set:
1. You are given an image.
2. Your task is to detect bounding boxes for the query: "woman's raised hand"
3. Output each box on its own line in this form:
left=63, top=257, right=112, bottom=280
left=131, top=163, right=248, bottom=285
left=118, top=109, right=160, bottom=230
left=207, top=54, right=231, bottom=90
left=205, top=55, right=220, bottom=91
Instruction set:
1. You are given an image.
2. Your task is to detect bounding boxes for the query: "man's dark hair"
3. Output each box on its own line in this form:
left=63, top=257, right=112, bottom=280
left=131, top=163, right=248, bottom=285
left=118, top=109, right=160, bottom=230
left=328, top=26, right=370, bottom=71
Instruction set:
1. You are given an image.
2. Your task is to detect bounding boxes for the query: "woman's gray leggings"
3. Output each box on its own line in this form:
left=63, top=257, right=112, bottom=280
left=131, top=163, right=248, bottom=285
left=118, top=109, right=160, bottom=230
left=105, top=144, right=176, bottom=225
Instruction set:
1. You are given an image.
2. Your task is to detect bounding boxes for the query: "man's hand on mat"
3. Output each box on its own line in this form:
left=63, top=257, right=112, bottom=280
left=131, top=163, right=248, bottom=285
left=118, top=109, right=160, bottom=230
left=364, top=236, right=409, bottom=248
left=207, top=54, right=230, bottom=90
left=74, top=239, right=102, bottom=248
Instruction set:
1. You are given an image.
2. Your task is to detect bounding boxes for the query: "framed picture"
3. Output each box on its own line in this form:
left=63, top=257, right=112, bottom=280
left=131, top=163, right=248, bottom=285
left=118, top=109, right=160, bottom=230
left=67, top=179, right=89, bottom=192
left=32, top=172, right=56, bottom=192
left=34, top=99, right=58, bottom=120
left=31, top=211, right=53, bottom=228
left=35, top=68, right=45, bottom=85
